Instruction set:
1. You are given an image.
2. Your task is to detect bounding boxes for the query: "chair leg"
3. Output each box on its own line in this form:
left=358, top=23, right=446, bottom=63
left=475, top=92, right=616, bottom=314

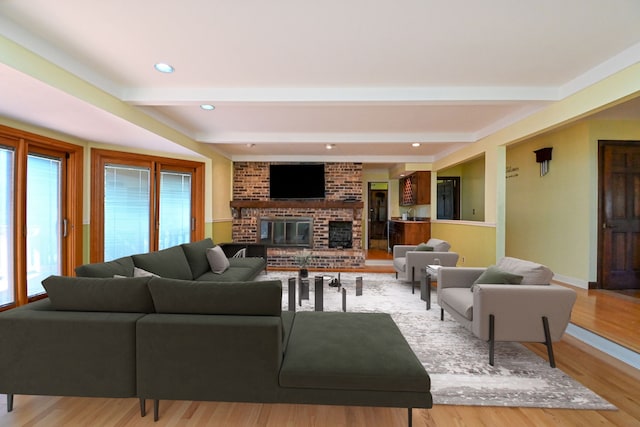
left=7, top=394, right=13, bottom=412
left=440, top=308, right=444, bottom=321
left=411, top=267, right=415, bottom=294
left=395, top=272, right=398, bottom=279
left=408, top=407, right=412, bottom=427
left=153, top=399, right=160, bottom=422
left=489, top=314, right=495, bottom=366
left=542, top=316, right=556, bottom=368
left=139, top=398, right=146, bottom=417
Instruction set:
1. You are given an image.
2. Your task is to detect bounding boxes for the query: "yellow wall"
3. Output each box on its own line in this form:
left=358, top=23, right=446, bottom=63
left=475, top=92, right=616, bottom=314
left=505, top=123, right=592, bottom=282
left=433, top=63, right=640, bottom=281
left=430, top=221, right=496, bottom=267
left=460, top=156, right=485, bottom=221
left=504, top=120, right=640, bottom=287
left=437, top=157, right=485, bottom=221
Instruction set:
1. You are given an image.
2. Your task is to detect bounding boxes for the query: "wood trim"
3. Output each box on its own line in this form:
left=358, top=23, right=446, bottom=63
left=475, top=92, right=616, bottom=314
left=14, top=138, right=27, bottom=307
left=90, top=148, right=205, bottom=262
left=231, top=200, right=363, bottom=211
left=0, top=124, right=83, bottom=306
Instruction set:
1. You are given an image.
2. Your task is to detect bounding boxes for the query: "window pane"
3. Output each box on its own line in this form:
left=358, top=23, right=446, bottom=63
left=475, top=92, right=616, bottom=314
left=104, top=165, right=150, bottom=260
left=0, top=147, right=14, bottom=306
left=27, top=154, right=62, bottom=296
left=159, top=171, right=192, bottom=249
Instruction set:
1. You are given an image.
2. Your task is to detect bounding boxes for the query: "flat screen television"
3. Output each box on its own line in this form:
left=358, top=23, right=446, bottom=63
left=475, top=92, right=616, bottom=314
left=270, top=163, right=325, bottom=200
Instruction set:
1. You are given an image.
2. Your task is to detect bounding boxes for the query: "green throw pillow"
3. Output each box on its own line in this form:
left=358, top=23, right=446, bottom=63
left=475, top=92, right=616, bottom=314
left=471, top=265, right=523, bottom=292
left=415, top=243, right=434, bottom=251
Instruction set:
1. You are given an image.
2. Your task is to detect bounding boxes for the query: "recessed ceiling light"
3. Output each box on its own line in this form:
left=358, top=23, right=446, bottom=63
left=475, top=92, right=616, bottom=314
left=246, top=143, right=255, bottom=148
left=154, top=63, right=174, bottom=73
left=326, top=144, right=335, bottom=150
left=200, top=104, right=215, bottom=111
left=412, top=143, right=421, bottom=147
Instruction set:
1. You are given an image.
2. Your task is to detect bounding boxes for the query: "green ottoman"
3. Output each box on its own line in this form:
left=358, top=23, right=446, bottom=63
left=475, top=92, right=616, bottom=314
left=279, top=311, right=431, bottom=426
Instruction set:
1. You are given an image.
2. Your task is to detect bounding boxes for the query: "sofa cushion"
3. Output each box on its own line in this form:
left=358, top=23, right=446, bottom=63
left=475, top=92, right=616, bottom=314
left=471, top=265, right=523, bottom=292
left=42, top=275, right=154, bottom=313
left=132, top=245, right=193, bottom=280
left=181, top=238, right=215, bottom=279
left=440, top=288, right=473, bottom=320
left=280, top=312, right=430, bottom=392
left=496, top=257, right=553, bottom=285
left=425, top=238, right=450, bottom=252
left=206, top=245, right=230, bottom=274
left=74, top=256, right=134, bottom=278
left=148, top=277, right=282, bottom=315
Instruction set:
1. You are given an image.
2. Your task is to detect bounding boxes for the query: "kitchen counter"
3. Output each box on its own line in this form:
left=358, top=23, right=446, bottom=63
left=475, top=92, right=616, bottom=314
left=390, top=217, right=430, bottom=223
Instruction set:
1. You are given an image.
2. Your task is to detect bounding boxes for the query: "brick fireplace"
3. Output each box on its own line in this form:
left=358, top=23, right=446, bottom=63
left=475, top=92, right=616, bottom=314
left=230, top=162, right=365, bottom=269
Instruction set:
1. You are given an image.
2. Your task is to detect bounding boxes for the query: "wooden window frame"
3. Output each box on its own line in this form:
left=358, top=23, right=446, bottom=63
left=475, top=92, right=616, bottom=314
left=90, top=148, right=204, bottom=263
left=0, top=124, right=83, bottom=309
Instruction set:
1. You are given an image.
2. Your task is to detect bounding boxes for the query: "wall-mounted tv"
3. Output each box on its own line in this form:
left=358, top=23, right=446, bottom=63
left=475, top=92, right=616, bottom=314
left=270, top=163, right=325, bottom=200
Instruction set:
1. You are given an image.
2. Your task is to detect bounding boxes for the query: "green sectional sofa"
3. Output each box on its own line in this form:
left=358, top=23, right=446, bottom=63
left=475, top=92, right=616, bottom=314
left=75, top=238, right=266, bottom=281
left=0, top=242, right=431, bottom=426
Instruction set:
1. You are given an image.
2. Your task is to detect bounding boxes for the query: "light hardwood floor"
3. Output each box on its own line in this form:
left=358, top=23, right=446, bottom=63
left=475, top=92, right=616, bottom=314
left=1, top=251, right=639, bottom=426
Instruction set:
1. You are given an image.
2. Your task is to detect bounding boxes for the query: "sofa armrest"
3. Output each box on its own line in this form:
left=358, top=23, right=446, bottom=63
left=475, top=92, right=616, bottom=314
left=471, top=284, right=577, bottom=342
left=405, top=252, right=459, bottom=279
left=0, top=299, right=144, bottom=398
left=392, top=245, right=417, bottom=259
left=438, top=267, right=485, bottom=290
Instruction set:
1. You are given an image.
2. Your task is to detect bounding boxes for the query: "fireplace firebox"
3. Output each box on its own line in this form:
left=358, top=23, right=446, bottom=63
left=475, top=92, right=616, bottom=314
left=329, top=221, right=353, bottom=249
left=259, top=217, right=313, bottom=247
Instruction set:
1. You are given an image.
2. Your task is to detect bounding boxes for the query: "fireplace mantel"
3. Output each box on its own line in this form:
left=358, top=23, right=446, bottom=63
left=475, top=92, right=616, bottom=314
left=230, top=199, right=363, bottom=215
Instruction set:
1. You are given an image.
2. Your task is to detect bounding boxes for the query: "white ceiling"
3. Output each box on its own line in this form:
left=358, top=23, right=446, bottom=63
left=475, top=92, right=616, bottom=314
left=1, top=0, right=639, bottom=165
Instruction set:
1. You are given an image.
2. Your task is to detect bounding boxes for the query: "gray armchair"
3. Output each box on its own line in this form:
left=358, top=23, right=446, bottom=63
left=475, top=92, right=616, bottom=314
left=393, top=238, right=458, bottom=293
left=437, top=257, right=577, bottom=367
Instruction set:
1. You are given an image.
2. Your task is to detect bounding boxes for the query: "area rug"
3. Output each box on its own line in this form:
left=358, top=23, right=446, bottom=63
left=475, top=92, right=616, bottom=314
left=258, top=271, right=616, bottom=410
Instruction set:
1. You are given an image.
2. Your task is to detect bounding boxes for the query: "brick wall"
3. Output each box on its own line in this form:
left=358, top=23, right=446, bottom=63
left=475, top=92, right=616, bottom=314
left=232, top=162, right=365, bottom=269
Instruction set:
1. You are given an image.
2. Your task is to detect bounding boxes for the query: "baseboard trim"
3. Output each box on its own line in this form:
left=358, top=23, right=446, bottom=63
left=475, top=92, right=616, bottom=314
left=566, top=323, right=640, bottom=370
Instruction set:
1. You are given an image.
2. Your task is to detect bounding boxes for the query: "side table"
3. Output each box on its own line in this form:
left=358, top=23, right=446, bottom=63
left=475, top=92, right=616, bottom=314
left=420, top=265, right=441, bottom=310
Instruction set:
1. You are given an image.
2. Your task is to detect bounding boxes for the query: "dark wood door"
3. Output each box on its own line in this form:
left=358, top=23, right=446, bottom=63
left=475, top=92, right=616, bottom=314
left=600, top=141, right=640, bottom=290
left=437, top=177, right=460, bottom=220
left=367, top=184, right=388, bottom=250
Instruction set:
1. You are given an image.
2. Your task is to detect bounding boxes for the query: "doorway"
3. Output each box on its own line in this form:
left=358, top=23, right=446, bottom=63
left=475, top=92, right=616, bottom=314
left=598, top=141, right=640, bottom=291
left=436, top=177, right=461, bottom=220
left=367, top=183, right=388, bottom=251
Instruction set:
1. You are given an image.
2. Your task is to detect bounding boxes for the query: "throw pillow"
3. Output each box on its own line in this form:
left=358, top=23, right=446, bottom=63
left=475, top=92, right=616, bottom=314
left=414, top=243, right=434, bottom=251
left=206, top=245, right=230, bottom=274
left=133, top=267, right=160, bottom=278
left=43, top=275, right=155, bottom=312
left=471, top=265, right=523, bottom=292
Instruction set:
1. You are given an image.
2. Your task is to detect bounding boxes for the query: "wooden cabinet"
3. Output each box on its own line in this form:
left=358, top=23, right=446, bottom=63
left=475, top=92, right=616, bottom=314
left=399, top=171, right=431, bottom=206
left=389, top=220, right=431, bottom=247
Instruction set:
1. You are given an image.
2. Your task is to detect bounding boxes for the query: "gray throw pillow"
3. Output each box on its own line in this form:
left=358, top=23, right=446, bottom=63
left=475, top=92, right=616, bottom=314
left=133, top=267, right=160, bottom=278
left=206, top=245, right=230, bottom=274
left=471, top=265, right=523, bottom=292
left=42, top=275, right=155, bottom=312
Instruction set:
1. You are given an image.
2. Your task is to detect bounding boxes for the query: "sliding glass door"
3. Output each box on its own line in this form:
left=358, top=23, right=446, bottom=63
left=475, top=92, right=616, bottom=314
left=0, top=147, right=14, bottom=306
left=104, top=165, right=151, bottom=260
left=0, top=126, right=83, bottom=310
left=158, top=170, right=192, bottom=250
left=26, top=153, right=63, bottom=296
